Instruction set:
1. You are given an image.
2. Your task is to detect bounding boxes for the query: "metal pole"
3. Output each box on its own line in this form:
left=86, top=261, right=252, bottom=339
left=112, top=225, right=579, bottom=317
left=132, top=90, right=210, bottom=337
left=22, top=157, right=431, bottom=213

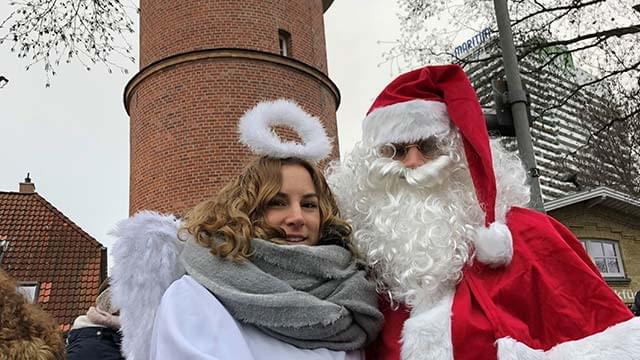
left=493, top=0, right=545, bottom=211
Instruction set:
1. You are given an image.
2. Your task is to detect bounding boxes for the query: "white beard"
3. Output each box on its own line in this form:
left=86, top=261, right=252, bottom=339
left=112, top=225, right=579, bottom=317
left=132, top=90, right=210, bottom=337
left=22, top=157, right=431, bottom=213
left=327, top=136, right=530, bottom=306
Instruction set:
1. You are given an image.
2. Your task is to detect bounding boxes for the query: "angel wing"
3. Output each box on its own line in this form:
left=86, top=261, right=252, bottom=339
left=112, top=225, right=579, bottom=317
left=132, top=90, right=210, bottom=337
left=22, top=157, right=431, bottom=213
left=109, top=211, right=186, bottom=360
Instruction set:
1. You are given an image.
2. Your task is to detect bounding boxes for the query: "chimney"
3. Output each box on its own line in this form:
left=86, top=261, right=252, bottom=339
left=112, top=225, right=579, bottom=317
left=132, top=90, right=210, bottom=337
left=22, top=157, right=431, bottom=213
left=19, top=173, right=35, bottom=194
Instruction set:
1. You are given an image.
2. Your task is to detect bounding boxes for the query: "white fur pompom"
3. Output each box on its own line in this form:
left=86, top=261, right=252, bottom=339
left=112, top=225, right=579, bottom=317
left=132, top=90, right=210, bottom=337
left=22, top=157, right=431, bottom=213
left=474, top=221, right=513, bottom=267
left=109, top=211, right=185, bottom=360
left=238, top=99, right=332, bottom=162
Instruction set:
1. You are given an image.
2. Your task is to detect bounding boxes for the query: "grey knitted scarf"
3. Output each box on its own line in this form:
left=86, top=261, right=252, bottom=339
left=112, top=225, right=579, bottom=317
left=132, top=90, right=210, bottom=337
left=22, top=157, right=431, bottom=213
left=180, top=237, right=383, bottom=351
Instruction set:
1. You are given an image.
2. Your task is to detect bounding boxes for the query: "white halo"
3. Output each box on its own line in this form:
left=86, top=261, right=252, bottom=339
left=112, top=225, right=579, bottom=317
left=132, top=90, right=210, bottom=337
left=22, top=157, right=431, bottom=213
left=238, top=99, right=333, bottom=162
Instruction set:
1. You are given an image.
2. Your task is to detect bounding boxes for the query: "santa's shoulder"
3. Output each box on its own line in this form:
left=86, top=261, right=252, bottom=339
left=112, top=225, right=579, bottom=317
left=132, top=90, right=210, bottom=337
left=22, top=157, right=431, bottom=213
left=504, top=206, right=577, bottom=243
left=503, top=206, right=601, bottom=274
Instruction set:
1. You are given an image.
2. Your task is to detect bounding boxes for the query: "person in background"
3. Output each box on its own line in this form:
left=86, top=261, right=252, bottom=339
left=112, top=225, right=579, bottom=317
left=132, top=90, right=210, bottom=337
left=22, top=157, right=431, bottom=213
left=110, top=99, right=383, bottom=360
left=0, top=269, right=64, bottom=360
left=66, top=277, right=123, bottom=360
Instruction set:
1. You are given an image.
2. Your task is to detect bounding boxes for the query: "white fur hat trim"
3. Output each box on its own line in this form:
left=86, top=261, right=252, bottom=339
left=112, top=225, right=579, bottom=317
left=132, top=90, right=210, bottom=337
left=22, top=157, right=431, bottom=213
left=363, top=99, right=451, bottom=146
left=239, top=99, right=332, bottom=162
left=474, top=221, right=513, bottom=267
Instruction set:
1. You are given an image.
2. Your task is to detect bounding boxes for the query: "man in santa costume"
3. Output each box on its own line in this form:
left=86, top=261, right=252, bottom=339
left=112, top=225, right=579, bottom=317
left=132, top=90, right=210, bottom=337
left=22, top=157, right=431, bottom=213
left=327, top=64, right=640, bottom=360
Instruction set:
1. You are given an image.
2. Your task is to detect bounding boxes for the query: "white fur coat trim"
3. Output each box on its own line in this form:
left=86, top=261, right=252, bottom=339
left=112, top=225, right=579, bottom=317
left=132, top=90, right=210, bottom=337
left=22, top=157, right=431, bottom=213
left=362, top=99, right=451, bottom=147
left=238, top=99, right=332, bottom=161
left=401, top=291, right=455, bottom=360
left=496, top=316, right=640, bottom=359
left=474, top=221, right=513, bottom=267
left=109, top=211, right=185, bottom=360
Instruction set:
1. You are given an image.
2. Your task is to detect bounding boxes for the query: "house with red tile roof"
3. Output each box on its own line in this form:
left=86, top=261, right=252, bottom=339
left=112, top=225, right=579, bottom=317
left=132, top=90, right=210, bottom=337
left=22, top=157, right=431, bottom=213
left=0, top=176, right=106, bottom=332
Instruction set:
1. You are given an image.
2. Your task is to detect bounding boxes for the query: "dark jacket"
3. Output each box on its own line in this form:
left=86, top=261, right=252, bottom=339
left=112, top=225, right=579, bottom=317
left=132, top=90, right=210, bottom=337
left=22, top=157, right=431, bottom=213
left=66, top=327, right=124, bottom=360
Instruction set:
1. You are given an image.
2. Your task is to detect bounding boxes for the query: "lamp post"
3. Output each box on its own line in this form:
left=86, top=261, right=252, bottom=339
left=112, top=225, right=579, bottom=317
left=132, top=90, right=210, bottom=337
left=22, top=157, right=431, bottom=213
left=493, top=0, right=545, bottom=211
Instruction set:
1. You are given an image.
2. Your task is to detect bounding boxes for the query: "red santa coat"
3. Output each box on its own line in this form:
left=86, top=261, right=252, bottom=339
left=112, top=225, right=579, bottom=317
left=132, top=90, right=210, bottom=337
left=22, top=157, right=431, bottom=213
left=367, top=207, right=639, bottom=360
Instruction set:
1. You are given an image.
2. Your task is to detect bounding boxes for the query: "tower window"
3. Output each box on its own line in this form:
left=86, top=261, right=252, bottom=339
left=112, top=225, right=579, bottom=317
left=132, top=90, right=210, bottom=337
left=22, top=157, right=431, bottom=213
left=279, top=30, right=291, bottom=57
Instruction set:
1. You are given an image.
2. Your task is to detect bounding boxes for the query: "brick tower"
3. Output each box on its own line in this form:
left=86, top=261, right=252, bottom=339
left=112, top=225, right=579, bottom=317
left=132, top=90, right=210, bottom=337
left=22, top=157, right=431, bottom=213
left=123, top=0, right=339, bottom=215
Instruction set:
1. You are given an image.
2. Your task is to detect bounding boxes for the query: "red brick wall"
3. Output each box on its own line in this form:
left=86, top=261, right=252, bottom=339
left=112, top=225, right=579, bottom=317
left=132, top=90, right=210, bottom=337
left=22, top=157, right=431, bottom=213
left=139, top=0, right=328, bottom=73
left=129, top=0, right=337, bottom=215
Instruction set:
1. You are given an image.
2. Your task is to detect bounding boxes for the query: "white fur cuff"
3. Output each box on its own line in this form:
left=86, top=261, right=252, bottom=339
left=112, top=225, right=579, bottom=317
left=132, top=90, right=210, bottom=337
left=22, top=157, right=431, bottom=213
left=496, top=316, right=640, bottom=359
left=402, top=292, right=454, bottom=360
left=474, top=221, right=513, bottom=267
left=238, top=99, right=332, bottom=162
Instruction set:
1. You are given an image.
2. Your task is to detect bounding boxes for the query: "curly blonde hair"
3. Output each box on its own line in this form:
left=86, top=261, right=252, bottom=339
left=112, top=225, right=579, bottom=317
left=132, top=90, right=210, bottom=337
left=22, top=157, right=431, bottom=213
left=0, top=270, right=64, bottom=360
left=181, top=156, right=353, bottom=260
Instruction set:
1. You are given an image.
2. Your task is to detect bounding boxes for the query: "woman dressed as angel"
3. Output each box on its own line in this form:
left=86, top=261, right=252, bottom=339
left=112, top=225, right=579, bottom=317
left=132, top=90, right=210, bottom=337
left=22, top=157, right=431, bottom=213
left=110, top=100, right=383, bottom=360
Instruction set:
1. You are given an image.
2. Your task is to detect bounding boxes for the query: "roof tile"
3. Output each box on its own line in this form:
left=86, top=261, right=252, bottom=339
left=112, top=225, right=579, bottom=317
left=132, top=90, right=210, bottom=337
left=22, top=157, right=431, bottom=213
left=1, top=191, right=105, bottom=327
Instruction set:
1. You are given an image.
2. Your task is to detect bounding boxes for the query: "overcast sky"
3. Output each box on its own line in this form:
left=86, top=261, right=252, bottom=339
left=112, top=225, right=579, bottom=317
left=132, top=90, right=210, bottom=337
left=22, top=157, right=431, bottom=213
left=0, top=1, right=402, bottom=264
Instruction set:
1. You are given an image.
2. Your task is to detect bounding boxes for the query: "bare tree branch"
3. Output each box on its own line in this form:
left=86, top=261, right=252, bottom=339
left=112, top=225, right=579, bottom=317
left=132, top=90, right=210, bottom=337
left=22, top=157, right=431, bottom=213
left=539, top=59, right=640, bottom=117
left=518, top=25, right=640, bottom=53
left=512, top=0, right=604, bottom=27
left=0, top=0, right=137, bottom=86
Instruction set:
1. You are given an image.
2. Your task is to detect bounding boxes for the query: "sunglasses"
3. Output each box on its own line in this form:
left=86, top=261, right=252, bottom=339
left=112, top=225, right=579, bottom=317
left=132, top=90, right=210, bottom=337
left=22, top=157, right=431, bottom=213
left=377, top=137, right=442, bottom=160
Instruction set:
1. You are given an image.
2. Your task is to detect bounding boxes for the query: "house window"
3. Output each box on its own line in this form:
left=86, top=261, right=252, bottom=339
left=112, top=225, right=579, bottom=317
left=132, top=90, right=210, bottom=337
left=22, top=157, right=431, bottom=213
left=0, top=237, right=8, bottom=263
left=278, top=30, right=291, bottom=57
left=17, top=282, right=39, bottom=303
left=580, top=239, right=625, bottom=277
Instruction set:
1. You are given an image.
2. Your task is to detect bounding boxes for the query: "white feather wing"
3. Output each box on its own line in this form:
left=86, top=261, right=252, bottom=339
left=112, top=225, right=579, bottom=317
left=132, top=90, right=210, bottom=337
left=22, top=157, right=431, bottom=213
left=109, top=211, right=185, bottom=360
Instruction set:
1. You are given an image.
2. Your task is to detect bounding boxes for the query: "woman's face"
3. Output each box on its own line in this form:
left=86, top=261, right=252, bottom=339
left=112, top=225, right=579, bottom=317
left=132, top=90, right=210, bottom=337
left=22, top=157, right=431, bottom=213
left=264, top=164, right=321, bottom=246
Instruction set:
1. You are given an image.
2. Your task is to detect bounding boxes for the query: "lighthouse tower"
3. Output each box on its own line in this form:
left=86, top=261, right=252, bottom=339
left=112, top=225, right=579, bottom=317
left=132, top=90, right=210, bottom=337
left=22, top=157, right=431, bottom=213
left=124, top=0, right=339, bottom=215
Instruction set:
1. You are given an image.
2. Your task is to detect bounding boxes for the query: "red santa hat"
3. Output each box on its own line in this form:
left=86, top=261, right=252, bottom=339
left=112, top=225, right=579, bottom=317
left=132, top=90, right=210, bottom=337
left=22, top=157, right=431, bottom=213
left=363, top=64, right=513, bottom=266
